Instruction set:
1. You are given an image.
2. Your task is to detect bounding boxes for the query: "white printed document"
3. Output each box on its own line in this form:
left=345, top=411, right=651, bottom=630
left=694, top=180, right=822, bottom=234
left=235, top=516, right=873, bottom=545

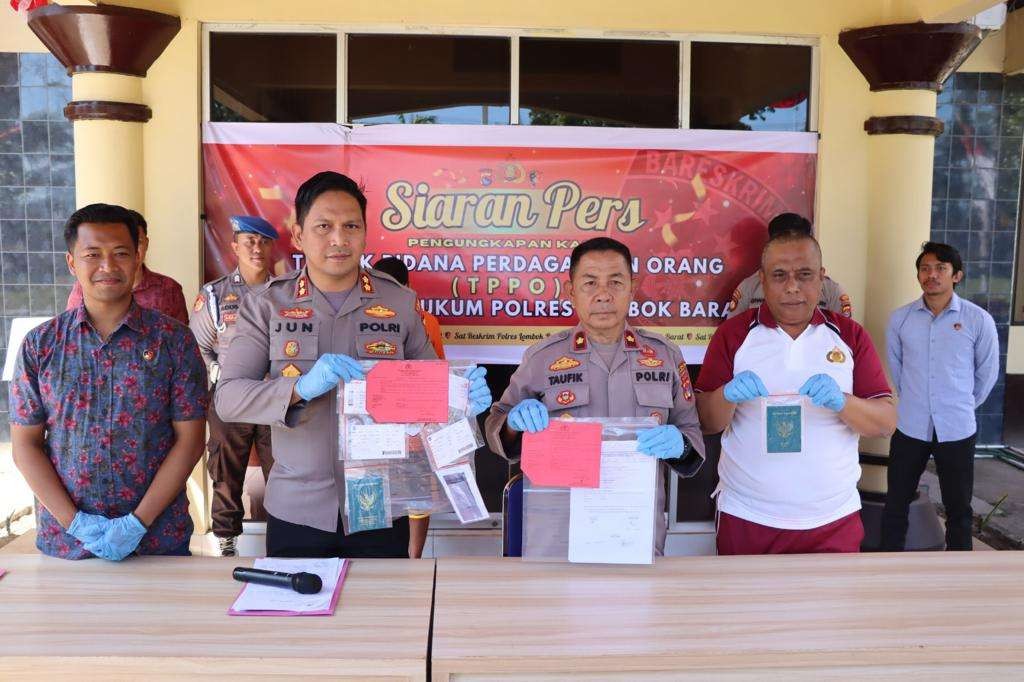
left=449, top=374, right=470, bottom=413
left=426, top=418, right=478, bottom=468
left=343, top=380, right=368, bottom=415
left=229, top=557, right=346, bottom=615
left=568, top=440, right=656, bottom=565
left=347, top=423, right=407, bottom=460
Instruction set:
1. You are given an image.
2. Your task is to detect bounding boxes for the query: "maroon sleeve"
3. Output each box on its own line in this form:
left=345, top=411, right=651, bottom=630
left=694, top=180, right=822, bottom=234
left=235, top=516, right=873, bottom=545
left=694, top=311, right=754, bottom=393
left=168, top=281, right=189, bottom=325
left=832, top=313, right=892, bottom=399
left=65, top=281, right=83, bottom=311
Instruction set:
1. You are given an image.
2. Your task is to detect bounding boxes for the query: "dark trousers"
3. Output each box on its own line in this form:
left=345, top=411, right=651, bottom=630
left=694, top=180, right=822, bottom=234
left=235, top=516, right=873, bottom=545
left=208, top=391, right=274, bottom=538
left=266, top=513, right=410, bottom=559
left=881, top=429, right=976, bottom=551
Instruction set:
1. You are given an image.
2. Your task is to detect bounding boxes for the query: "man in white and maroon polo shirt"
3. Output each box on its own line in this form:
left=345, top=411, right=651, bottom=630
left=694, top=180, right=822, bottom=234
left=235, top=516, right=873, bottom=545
left=695, top=232, right=896, bottom=555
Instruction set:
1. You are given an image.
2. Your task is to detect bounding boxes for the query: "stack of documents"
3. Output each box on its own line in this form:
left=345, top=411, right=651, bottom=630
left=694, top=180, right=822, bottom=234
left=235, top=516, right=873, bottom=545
left=228, top=558, right=348, bottom=616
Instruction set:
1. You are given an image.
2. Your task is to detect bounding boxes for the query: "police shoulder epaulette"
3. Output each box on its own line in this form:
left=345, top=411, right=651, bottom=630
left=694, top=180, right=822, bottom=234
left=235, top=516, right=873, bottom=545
left=634, top=327, right=670, bottom=344
left=368, top=268, right=401, bottom=287
left=266, top=269, right=300, bottom=287
left=535, top=328, right=572, bottom=349
left=202, top=273, right=229, bottom=288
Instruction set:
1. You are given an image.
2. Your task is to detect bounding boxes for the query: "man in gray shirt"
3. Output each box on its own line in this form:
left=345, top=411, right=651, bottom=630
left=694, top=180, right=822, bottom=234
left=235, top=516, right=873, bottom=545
left=881, top=242, right=999, bottom=551
left=726, top=213, right=852, bottom=319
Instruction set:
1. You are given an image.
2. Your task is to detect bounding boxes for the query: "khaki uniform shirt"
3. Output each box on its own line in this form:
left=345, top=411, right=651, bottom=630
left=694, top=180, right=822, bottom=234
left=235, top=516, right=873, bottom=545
left=189, top=269, right=263, bottom=373
left=215, top=267, right=436, bottom=532
left=485, top=324, right=705, bottom=554
left=726, top=273, right=852, bottom=319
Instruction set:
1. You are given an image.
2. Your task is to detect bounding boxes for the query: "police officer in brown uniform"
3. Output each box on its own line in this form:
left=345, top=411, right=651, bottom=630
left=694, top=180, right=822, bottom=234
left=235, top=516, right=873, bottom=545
left=190, top=215, right=277, bottom=556
left=215, top=172, right=491, bottom=558
left=726, top=213, right=852, bottom=319
left=485, top=237, right=705, bottom=554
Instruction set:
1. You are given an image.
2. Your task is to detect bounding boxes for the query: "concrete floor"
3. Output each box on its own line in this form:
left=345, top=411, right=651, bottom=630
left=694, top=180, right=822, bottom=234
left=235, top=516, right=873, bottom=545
left=921, top=455, right=1024, bottom=549
left=0, top=443, right=33, bottom=550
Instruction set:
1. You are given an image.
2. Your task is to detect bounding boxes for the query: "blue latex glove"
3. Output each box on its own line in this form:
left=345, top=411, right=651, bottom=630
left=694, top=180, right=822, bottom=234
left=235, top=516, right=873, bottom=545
left=507, top=398, right=549, bottom=433
left=294, top=353, right=364, bottom=401
left=467, top=365, right=493, bottom=417
left=67, top=511, right=111, bottom=546
left=723, top=370, right=769, bottom=404
left=799, top=373, right=846, bottom=412
left=637, top=425, right=687, bottom=460
left=86, top=513, right=147, bottom=562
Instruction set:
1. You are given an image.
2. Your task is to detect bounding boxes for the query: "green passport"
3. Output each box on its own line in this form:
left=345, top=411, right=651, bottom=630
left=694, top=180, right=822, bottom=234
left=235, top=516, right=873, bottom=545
left=766, top=404, right=802, bottom=454
left=346, top=474, right=390, bottom=532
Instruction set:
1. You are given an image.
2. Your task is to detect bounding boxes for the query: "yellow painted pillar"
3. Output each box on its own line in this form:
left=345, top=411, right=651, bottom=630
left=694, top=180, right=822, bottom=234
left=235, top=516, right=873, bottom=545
left=860, top=91, right=940, bottom=471
left=838, top=22, right=982, bottom=503
left=68, top=73, right=148, bottom=211
left=24, top=3, right=207, bottom=534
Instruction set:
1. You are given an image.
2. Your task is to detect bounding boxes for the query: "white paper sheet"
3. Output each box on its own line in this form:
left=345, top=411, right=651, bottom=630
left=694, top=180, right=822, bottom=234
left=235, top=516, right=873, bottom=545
left=348, top=423, right=407, bottom=460
left=449, top=374, right=470, bottom=413
left=230, top=557, right=344, bottom=613
left=568, top=440, right=656, bottom=565
left=343, top=380, right=368, bottom=415
left=425, top=418, right=478, bottom=468
left=436, top=462, right=488, bottom=523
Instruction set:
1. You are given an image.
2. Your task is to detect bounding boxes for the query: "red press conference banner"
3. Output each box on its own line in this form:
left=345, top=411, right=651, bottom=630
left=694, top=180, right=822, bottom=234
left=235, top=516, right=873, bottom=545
left=202, top=124, right=817, bottom=363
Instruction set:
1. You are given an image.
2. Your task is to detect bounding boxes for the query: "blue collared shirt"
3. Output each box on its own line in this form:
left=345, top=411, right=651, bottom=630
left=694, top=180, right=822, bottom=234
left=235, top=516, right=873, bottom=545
left=886, top=293, right=999, bottom=442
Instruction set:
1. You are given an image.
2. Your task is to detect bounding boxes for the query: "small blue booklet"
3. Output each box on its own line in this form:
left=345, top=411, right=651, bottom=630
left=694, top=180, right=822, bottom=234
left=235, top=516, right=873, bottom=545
left=765, top=404, right=802, bottom=454
left=346, top=473, right=390, bottom=532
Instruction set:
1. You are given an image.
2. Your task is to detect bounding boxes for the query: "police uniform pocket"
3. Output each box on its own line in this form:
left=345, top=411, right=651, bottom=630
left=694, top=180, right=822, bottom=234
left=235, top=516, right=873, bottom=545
left=543, top=383, right=590, bottom=412
left=269, top=333, right=318, bottom=362
left=269, top=317, right=319, bottom=363
left=356, top=332, right=406, bottom=360
left=634, top=383, right=673, bottom=409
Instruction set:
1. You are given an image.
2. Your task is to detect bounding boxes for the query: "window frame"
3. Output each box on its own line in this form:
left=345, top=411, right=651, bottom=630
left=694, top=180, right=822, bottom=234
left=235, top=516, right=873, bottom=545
left=202, top=23, right=820, bottom=132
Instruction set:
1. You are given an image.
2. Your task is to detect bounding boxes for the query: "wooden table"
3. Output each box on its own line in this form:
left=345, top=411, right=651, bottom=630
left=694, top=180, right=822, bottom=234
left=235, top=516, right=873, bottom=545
left=0, top=555, right=434, bottom=680
left=431, top=554, right=1024, bottom=680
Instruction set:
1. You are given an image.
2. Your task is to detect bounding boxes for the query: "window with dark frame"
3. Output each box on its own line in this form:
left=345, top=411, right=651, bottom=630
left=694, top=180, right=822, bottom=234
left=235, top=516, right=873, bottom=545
left=347, top=35, right=511, bottom=125
left=690, top=42, right=812, bottom=132
left=209, top=33, right=338, bottom=122
left=519, top=37, right=679, bottom=128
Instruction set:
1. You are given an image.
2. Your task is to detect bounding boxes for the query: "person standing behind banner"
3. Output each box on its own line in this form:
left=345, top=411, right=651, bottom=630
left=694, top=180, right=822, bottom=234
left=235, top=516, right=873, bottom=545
left=10, top=203, right=208, bottom=560
left=696, top=230, right=896, bottom=555
left=190, top=216, right=279, bottom=557
left=726, top=213, right=852, bottom=319
left=881, top=242, right=998, bottom=552
left=215, top=171, right=493, bottom=559
left=66, top=210, right=189, bottom=324
left=373, top=256, right=445, bottom=559
left=485, top=237, right=705, bottom=556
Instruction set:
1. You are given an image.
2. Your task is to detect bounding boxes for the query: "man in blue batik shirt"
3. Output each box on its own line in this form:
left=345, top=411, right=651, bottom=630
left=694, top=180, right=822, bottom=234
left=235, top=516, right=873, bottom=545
left=881, top=242, right=999, bottom=551
left=10, top=203, right=208, bottom=560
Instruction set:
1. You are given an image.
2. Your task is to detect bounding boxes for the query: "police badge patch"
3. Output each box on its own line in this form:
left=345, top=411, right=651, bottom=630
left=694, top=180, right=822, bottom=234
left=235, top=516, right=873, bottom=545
left=364, top=340, right=397, bottom=356
left=555, top=390, right=576, bottom=406
left=279, top=307, right=314, bottom=319
left=679, top=362, right=694, bottom=401
left=549, top=356, right=581, bottom=371
left=364, top=305, right=397, bottom=319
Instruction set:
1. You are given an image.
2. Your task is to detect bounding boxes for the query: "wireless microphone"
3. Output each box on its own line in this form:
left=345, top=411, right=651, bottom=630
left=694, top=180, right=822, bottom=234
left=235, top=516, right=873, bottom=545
left=232, top=567, right=323, bottom=595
